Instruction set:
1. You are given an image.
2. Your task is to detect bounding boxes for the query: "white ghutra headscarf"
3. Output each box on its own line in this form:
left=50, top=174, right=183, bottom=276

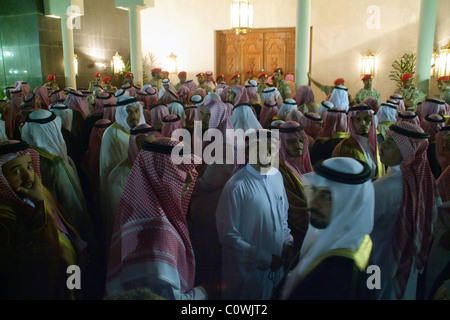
left=280, top=157, right=374, bottom=299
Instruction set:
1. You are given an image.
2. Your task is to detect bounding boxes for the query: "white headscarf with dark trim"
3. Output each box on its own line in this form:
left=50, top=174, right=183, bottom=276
left=281, top=157, right=374, bottom=299
left=115, top=96, right=146, bottom=132
left=21, top=109, right=70, bottom=163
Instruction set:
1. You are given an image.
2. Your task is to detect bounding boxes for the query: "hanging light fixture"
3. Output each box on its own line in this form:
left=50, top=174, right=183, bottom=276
left=111, top=52, right=125, bottom=74
left=230, top=0, right=254, bottom=36
left=438, top=41, right=450, bottom=77
left=360, top=50, right=376, bottom=76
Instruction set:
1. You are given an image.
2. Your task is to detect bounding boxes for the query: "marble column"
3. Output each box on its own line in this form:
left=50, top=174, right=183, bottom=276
left=415, top=0, right=438, bottom=95
left=295, top=0, right=311, bottom=86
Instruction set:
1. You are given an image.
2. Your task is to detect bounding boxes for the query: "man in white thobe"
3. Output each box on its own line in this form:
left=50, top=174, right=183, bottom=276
left=99, top=95, right=146, bottom=192
left=99, top=95, right=146, bottom=247
left=216, top=130, right=294, bottom=300
left=104, top=124, right=158, bottom=248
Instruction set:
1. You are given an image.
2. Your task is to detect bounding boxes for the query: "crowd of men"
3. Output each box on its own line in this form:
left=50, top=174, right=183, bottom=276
left=0, top=67, right=449, bottom=300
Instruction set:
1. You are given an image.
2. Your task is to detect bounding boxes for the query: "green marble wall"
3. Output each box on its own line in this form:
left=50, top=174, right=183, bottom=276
left=0, top=0, right=43, bottom=91
left=0, top=0, right=130, bottom=93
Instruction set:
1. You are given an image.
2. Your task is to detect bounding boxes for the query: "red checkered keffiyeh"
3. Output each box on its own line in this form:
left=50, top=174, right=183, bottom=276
left=0, top=140, right=41, bottom=206
left=418, top=99, right=448, bottom=123
left=318, top=107, right=348, bottom=138
left=106, top=137, right=201, bottom=296
left=421, top=114, right=445, bottom=140
left=203, top=94, right=234, bottom=138
left=285, top=109, right=304, bottom=125
left=436, top=126, right=450, bottom=172
left=279, top=121, right=313, bottom=178
left=149, top=104, right=169, bottom=129
left=177, top=85, right=192, bottom=106
left=200, top=94, right=235, bottom=168
left=301, top=112, right=323, bottom=140
left=5, top=97, right=24, bottom=139
left=245, top=82, right=259, bottom=102
left=436, top=127, right=450, bottom=202
left=294, top=85, right=316, bottom=107
left=64, top=90, right=89, bottom=117
left=161, top=114, right=183, bottom=138
left=85, top=119, right=112, bottom=196
left=140, top=86, right=159, bottom=110
left=0, top=140, right=71, bottom=237
left=93, top=92, right=115, bottom=114
left=390, top=94, right=406, bottom=113
left=128, top=123, right=159, bottom=165
left=184, top=105, right=198, bottom=128
left=259, top=99, right=279, bottom=128
left=397, top=111, right=421, bottom=127
left=33, top=86, right=50, bottom=109
left=363, top=97, right=380, bottom=114
left=229, top=85, right=250, bottom=106
left=386, top=122, right=437, bottom=299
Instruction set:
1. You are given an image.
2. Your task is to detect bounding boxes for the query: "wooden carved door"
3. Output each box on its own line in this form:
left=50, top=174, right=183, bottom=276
left=216, top=28, right=296, bottom=85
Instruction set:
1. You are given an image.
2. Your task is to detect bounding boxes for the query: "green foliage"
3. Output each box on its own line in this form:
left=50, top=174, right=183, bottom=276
left=142, top=52, right=158, bottom=84
left=389, top=53, right=416, bottom=89
left=122, top=53, right=159, bottom=84
left=122, top=60, right=131, bottom=74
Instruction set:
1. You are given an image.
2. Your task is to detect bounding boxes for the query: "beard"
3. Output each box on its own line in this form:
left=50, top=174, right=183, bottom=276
left=309, top=208, right=329, bottom=229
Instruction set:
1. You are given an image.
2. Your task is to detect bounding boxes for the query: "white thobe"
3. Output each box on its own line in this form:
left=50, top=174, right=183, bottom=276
left=38, top=151, right=95, bottom=246
left=99, top=122, right=130, bottom=241
left=99, top=122, right=130, bottom=192
left=106, top=258, right=207, bottom=300
left=371, top=166, right=419, bottom=300
left=205, top=80, right=216, bottom=91
left=216, top=163, right=293, bottom=300
left=356, top=135, right=377, bottom=177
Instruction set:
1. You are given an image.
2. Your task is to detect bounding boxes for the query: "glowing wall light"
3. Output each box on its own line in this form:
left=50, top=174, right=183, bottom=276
left=438, top=41, right=450, bottom=77
left=164, top=52, right=178, bottom=74
left=231, top=0, right=254, bottom=36
left=111, top=52, right=125, bottom=74
left=360, top=50, right=376, bottom=76
left=95, top=62, right=107, bottom=69
left=431, top=48, right=440, bottom=77
left=74, top=54, right=78, bottom=75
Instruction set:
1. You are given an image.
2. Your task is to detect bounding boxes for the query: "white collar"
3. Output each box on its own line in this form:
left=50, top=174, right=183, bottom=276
left=356, top=134, right=370, bottom=146
left=245, top=163, right=278, bottom=179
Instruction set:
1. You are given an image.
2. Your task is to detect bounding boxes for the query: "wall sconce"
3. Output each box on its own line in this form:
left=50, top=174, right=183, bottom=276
left=431, top=48, right=440, bottom=77
left=111, top=52, right=125, bottom=74
left=165, top=52, right=178, bottom=74
left=74, top=54, right=78, bottom=75
left=438, top=41, right=450, bottom=77
left=231, top=0, right=254, bottom=36
left=95, top=62, right=107, bottom=69
left=360, top=50, right=376, bottom=76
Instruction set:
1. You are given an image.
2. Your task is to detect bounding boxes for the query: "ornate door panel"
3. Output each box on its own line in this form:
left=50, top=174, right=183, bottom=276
left=264, top=32, right=286, bottom=75
left=217, top=32, right=240, bottom=82
left=241, top=32, right=264, bottom=76
left=216, top=28, right=296, bottom=84
left=285, top=32, right=296, bottom=75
